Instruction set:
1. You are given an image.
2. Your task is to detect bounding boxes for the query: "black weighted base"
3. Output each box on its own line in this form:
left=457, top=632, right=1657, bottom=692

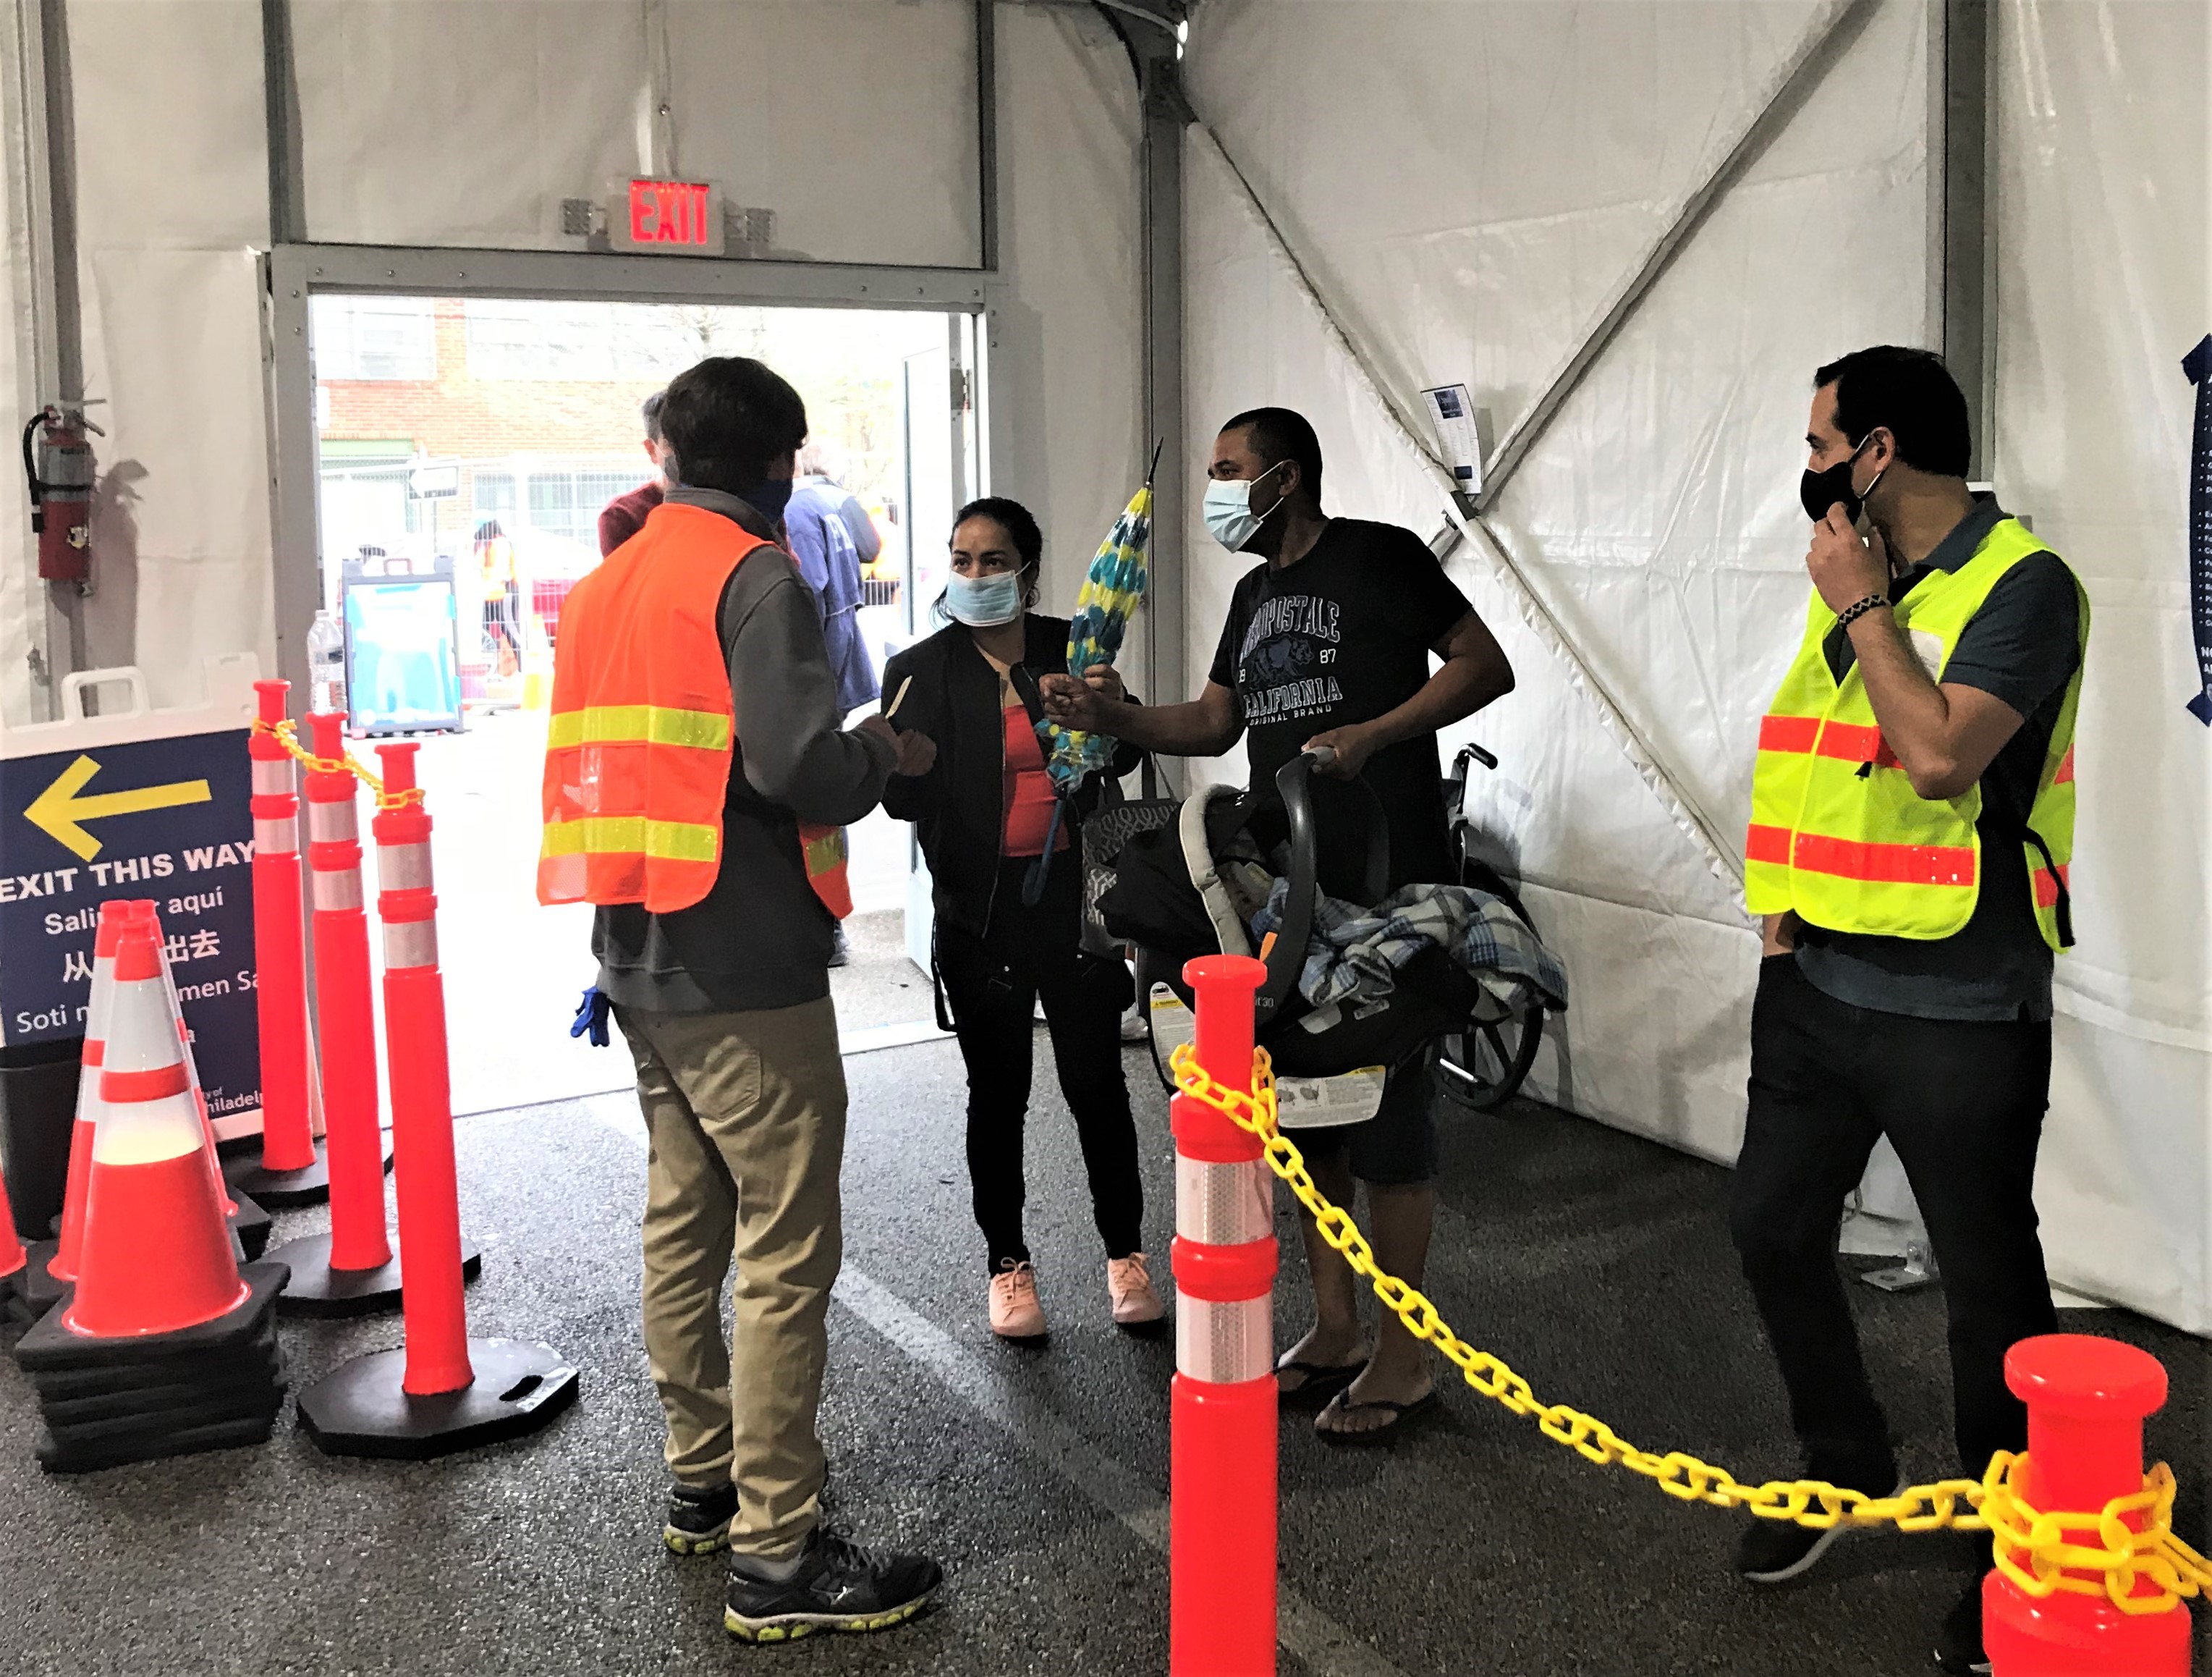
left=224, top=1141, right=331, bottom=1208
left=298, top=1337, right=580, bottom=1461
left=37, top=1410, right=280, bottom=1474
left=19, top=1240, right=65, bottom=1312
left=28, top=1332, right=279, bottom=1401
left=267, top=1231, right=482, bottom=1317
left=14, top=1262, right=288, bottom=1372
left=228, top=1191, right=272, bottom=1260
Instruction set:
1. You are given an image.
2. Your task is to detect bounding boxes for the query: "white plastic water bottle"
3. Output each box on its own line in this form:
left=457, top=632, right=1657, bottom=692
left=308, top=609, right=347, bottom=717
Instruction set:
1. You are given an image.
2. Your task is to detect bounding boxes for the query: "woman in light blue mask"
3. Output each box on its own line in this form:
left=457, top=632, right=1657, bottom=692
left=881, top=499, right=1163, bottom=1344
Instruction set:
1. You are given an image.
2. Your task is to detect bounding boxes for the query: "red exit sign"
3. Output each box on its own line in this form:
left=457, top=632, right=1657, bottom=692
left=611, top=178, right=726, bottom=256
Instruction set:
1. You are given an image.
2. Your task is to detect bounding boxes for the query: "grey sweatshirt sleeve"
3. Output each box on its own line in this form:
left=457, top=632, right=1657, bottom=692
left=719, top=550, right=895, bottom=825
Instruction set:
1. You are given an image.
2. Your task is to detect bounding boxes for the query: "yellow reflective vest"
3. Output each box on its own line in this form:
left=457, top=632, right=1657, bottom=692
left=1745, top=516, right=2088, bottom=950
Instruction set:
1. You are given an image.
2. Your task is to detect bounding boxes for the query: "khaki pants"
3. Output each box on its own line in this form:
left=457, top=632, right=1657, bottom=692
left=616, top=999, right=846, bottom=1562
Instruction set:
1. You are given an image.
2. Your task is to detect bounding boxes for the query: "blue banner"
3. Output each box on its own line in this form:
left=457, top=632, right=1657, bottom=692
left=2185, top=334, right=2212, bottom=724
left=0, top=727, right=261, bottom=1123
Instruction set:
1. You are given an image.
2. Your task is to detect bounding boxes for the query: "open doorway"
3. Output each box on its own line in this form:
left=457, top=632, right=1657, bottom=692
left=307, top=294, right=965, bottom=1115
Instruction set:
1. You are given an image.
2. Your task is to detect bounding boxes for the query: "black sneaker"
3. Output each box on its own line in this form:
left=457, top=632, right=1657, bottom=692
left=724, top=1528, right=943, bottom=1643
left=1735, top=1474, right=1905, bottom=1585
left=828, top=927, right=851, bottom=969
left=1933, top=1574, right=1992, bottom=1674
left=664, top=1481, right=737, bottom=1556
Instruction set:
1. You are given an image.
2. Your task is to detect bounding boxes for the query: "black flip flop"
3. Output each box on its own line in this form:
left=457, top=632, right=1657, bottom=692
left=1314, top=1387, right=1440, bottom=1446
left=1275, top=1358, right=1364, bottom=1411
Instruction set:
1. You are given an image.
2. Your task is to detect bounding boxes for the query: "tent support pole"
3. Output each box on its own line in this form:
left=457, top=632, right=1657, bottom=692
left=1136, top=30, right=1188, bottom=754
left=1940, top=0, right=1994, bottom=481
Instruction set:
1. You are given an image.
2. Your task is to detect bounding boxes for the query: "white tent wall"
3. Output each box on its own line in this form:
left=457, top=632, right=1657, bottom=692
left=1184, top=0, right=2212, bottom=1334
left=1987, top=0, right=2212, bottom=1330
left=67, top=0, right=274, bottom=710
left=293, top=0, right=984, bottom=267
left=991, top=1, right=1143, bottom=634
left=41, top=0, right=1141, bottom=713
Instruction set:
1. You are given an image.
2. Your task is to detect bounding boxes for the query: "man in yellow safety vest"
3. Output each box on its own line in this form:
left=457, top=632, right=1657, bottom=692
left=1729, top=347, right=2088, bottom=1677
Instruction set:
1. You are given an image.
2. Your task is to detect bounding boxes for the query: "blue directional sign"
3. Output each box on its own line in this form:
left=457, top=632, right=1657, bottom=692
left=0, top=727, right=261, bottom=1123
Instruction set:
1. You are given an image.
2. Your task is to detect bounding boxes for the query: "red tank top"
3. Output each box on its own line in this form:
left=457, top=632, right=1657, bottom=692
left=1001, top=704, right=1067, bottom=857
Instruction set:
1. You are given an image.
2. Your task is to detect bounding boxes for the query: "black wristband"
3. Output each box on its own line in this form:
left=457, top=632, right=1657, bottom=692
left=1834, top=594, right=1890, bottom=630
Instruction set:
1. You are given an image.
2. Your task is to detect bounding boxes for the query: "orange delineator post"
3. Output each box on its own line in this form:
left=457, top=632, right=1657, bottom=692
left=1169, top=953, right=1277, bottom=1677
left=0, top=1155, right=25, bottom=1285
left=372, top=743, right=473, bottom=1395
left=305, top=711, right=391, bottom=1275
left=1983, top=1335, right=2192, bottom=1674
left=248, top=678, right=318, bottom=1175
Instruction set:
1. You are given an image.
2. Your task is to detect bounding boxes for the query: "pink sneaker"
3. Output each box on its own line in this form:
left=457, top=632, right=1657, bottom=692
left=988, top=1260, right=1047, bottom=1341
left=1106, top=1253, right=1166, bottom=1330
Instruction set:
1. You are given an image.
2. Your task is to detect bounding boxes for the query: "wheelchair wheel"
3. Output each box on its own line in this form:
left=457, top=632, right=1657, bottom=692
left=1432, top=1005, right=1543, bottom=1112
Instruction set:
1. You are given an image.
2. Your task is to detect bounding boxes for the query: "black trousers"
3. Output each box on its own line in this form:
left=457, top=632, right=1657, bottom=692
left=936, top=858, right=1143, bottom=1275
left=1729, top=955, right=2059, bottom=1489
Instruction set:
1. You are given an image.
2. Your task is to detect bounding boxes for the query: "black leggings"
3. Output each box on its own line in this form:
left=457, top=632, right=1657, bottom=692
left=936, top=858, right=1143, bottom=1274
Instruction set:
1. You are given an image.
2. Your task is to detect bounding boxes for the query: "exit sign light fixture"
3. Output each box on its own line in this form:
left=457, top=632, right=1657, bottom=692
left=611, top=178, right=725, bottom=255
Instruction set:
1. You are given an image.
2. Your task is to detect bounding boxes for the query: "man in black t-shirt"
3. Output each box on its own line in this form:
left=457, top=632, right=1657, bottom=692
left=1041, top=407, right=1514, bottom=1443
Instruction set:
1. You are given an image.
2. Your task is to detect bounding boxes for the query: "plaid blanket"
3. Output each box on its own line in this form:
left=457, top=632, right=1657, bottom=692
left=1253, top=877, right=1569, bottom=1013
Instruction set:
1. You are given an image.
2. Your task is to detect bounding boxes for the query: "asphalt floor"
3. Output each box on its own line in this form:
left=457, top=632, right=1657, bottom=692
left=1, top=1031, right=2205, bottom=1676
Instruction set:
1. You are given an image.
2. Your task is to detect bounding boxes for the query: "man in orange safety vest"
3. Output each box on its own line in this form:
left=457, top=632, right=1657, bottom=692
left=539, top=355, right=941, bottom=1641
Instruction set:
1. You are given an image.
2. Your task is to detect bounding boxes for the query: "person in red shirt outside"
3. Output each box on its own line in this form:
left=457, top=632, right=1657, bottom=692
left=598, top=389, right=672, bottom=556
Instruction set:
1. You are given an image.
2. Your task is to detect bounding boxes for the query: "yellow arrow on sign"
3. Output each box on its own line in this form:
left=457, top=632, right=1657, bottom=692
left=24, top=753, right=213, bottom=861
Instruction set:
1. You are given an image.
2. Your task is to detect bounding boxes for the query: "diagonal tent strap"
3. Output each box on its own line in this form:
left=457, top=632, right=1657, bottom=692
left=2185, top=334, right=2212, bottom=725
left=1190, top=122, right=1748, bottom=894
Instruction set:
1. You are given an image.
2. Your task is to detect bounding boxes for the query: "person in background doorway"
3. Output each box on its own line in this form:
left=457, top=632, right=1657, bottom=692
left=880, top=497, right=1164, bottom=1343
left=784, top=440, right=883, bottom=970
left=473, top=518, right=521, bottom=672
left=1039, top=407, right=1515, bottom=1444
left=540, top=355, right=944, bottom=1641
left=1731, top=347, right=2087, bottom=1676
left=598, top=389, right=674, bottom=557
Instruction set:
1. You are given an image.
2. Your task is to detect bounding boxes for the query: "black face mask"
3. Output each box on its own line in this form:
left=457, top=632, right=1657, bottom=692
left=1798, top=434, right=1881, bottom=524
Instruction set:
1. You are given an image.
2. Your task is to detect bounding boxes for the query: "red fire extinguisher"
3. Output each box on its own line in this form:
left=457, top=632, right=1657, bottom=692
left=22, top=403, right=102, bottom=583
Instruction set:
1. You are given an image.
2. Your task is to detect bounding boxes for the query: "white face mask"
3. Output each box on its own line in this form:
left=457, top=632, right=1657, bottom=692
left=1201, top=460, right=1287, bottom=552
left=946, top=568, right=1023, bottom=627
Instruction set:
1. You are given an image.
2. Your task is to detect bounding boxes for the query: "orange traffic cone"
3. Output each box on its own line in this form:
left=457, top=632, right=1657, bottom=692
left=23, top=899, right=129, bottom=1309
left=63, top=918, right=249, bottom=1339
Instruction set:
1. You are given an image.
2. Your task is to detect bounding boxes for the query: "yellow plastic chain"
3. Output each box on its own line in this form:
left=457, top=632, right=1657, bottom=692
left=1170, top=1043, right=2212, bottom=1615
left=249, top=717, right=425, bottom=811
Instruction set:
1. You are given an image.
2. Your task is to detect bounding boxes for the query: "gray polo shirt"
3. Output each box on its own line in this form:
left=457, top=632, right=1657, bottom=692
left=1792, top=498, right=2082, bottom=1023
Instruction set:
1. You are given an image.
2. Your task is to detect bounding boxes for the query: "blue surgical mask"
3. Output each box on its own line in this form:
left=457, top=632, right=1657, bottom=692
left=738, top=478, right=793, bottom=523
left=1201, top=460, right=1287, bottom=552
left=946, top=569, right=1023, bottom=628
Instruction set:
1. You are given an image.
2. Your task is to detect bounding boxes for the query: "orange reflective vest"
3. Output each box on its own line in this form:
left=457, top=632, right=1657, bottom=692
left=1745, top=516, right=2087, bottom=949
left=538, top=502, right=853, bottom=918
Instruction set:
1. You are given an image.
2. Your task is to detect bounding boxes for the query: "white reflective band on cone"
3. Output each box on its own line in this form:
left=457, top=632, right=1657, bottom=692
left=255, top=816, right=299, bottom=853
left=1175, top=1154, right=1274, bottom=1248
left=311, top=870, right=365, bottom=913
left=306, top=800, right=359, bottom=843
left=1176, top=1293, right=1272, bottom=1385
left=252, top=759, right=293, bottom=796
left=383, top=918, right=438, bottom=971
left=378, top=842, right=433, bottom=892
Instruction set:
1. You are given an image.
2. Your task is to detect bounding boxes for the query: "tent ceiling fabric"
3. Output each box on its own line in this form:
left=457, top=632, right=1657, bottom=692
left=1183, top=0, right=2212, bottom=1332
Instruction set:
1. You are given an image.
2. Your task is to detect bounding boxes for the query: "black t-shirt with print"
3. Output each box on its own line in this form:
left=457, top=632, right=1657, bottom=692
left=1207, top=518, right=1473, bottom=891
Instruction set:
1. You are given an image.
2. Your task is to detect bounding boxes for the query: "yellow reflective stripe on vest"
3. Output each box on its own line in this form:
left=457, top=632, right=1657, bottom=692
left=546, top=704, right=732, bottom=753
left=540, top=815, right=719, bottom=863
